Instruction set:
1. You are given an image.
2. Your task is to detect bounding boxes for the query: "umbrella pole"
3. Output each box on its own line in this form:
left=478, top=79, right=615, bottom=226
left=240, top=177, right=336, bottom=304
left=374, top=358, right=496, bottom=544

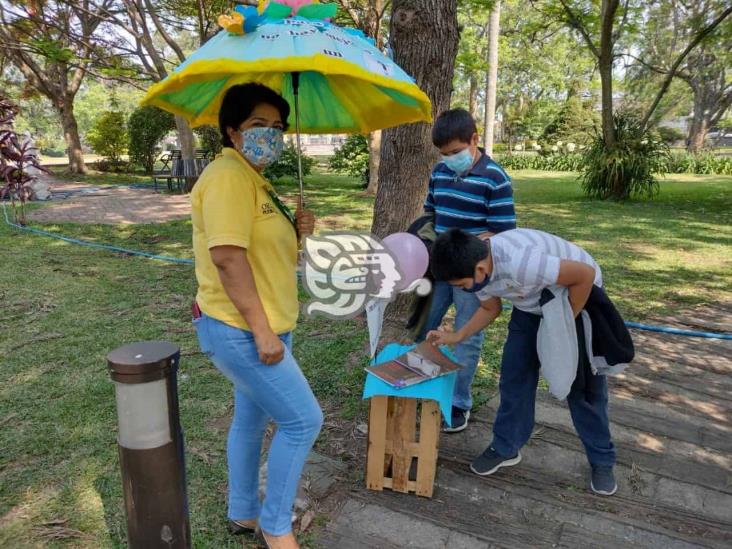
left=292, top=72, right=305, bottom=208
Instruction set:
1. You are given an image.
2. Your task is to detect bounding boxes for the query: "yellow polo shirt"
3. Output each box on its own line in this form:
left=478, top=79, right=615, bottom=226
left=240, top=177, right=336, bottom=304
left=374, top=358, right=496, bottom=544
left=191, top=148, right=299, bottom=334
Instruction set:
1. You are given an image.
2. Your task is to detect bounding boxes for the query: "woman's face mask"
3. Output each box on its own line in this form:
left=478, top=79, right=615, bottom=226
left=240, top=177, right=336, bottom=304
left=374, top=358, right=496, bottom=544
left=240, top=127, right=284, bottom=169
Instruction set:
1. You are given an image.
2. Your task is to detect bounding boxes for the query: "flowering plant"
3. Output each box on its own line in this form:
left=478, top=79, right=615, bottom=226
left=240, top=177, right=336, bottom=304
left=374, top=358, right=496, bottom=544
left=0, top=94, right=47, bottom=225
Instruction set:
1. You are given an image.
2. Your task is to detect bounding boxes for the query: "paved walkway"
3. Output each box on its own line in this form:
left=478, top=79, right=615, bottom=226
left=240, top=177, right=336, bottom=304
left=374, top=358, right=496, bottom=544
left=27, top=182, right=191, bottom=225
left=318, top=303, right=732, bottom=548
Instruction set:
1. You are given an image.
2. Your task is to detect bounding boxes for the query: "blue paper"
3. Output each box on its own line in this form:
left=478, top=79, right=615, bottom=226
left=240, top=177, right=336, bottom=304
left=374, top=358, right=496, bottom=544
left=362, top=343, right=457, bottom=426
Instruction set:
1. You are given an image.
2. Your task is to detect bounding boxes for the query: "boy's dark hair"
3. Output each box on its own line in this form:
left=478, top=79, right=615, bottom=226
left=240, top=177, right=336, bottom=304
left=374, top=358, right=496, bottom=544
left=431, top=229, right=490, bottom=281
left=432, top=108, right=478, bottom=147
left=219, top=83, right=290, bottom=148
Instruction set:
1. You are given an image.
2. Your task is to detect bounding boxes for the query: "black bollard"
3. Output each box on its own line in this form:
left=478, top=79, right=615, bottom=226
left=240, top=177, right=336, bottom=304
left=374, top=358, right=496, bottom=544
left=107, top=341, right=191, bottom=549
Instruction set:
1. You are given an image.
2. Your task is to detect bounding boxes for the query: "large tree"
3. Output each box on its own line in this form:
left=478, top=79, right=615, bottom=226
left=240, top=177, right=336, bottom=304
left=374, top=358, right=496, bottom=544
left=454, top=0, right=598, bottom=147
left=628, top=0, right=732, bottom=152
left=553, top=0, right=732, bottom=137
left=0, top=0, right=116, bottom=172
left=483, top=0, right=501, bottom=155
left=74, top=0, right=227, bottom=173
left=453, top=0, right=491, bottom=120
left=335, top=0, right=389, bottom=194
left=371, top=0, right=459, bottom=239
left=540, top=0, right=731, bottom=198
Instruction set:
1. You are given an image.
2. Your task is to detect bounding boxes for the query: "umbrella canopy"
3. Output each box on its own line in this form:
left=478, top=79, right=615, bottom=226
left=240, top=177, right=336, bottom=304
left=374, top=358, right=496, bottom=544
left=141, top=3, right=432, bottom=134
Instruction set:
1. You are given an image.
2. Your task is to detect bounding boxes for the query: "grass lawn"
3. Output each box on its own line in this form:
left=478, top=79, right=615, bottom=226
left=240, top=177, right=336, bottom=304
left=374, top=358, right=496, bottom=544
left=1, top=170, right=730, bottom=547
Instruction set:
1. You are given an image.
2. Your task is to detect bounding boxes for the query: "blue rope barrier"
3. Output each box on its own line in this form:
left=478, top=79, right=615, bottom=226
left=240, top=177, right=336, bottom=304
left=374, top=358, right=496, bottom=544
left=624, top=321, right=731, bottom=340
left=1, top=202, right=193, bottom=265
left=3, top=202, right=730, bottom=340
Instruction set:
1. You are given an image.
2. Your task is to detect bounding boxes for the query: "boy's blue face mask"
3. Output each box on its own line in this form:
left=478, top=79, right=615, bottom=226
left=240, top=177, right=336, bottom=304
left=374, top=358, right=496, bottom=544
left=441, top=147, right=474, bottom=175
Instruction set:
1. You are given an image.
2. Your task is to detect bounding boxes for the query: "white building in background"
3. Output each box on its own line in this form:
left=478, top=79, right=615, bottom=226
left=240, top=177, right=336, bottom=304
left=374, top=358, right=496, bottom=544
left=285, top=134, right=346, bottom=156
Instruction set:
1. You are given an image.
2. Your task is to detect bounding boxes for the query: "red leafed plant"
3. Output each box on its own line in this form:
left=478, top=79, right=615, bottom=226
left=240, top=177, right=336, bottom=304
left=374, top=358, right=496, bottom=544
left=1, top=94, right=47, bottom=225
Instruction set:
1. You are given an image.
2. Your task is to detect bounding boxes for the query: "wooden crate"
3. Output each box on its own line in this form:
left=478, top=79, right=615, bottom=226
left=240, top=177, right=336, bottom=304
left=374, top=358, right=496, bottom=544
left=365, top=395, right=441, bottom=498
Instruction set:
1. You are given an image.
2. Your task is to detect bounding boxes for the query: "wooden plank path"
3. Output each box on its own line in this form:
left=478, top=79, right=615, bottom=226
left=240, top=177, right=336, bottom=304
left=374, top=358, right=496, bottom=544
left=318, top=303, right=732, bottom=548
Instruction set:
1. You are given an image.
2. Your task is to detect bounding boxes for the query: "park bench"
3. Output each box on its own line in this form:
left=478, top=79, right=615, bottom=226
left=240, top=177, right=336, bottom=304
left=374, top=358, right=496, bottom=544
left=153, top=149, right=213, bottom=193
left=170, top=149, right=213, bottom=193
left=152, top=150, right=182, bottom=193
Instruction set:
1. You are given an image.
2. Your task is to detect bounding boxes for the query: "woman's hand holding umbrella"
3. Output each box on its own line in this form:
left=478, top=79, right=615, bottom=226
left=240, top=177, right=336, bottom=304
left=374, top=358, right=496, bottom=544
left=295, top=200, right=315, bottom=239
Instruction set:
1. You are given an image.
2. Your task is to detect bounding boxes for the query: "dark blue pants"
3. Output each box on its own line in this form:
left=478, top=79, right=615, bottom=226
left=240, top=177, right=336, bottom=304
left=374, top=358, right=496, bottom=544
left=491, top=308, right=616, bottom=466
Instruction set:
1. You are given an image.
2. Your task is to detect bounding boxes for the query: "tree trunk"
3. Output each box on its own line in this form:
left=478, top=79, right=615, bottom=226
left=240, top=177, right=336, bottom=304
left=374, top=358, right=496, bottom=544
left=598, top=0, right=618, bottom=149
left=686, top=118, right=707, bottom=153
left=686, top=90, right=709, bottom=153
left=364, top=0, right=385, bottom=194
left=366, top=130, right=381, bottom=194
left=175, top=115, right=196, bottom=159
left=58, top=99, right=86, bottom=174
left=483, top=0, right=501, bottom=156
left=371, top=0, right=459, bottom=239
left=598, top=56, right=615, bottom=149
left=371, top=0, right=459, bottom=322
left=175, top=115, right=196, bottom=192
left=468, top=75, right=479, bottom=119
left=685, top=65, right=720, bottom=153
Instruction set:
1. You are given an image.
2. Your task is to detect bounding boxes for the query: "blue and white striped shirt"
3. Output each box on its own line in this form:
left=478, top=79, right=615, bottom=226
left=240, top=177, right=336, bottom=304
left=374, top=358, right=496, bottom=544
left=424, top=152, right=516, bottom=235
left=476, top=229, right=602, bottom=314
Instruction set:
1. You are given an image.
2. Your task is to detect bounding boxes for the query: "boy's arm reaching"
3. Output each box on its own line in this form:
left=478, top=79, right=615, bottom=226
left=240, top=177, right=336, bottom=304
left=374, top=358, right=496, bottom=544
left=556, top=259, right=596, bottom=317
left=428, top=296, right=502, bottom=346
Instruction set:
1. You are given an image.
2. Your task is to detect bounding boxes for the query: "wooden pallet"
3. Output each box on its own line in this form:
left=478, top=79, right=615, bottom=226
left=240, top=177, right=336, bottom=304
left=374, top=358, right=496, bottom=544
left=365, top=395, right=441, bottom=498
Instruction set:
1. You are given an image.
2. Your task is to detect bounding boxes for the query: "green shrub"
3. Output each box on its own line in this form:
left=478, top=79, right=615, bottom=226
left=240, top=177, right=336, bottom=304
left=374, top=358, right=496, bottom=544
left=194, top=125, right=223, bottom=157
left=497, top=152, right=584, bottom=172
left=657, top=126, right=685, bottom=144
left=329, top=134, right=369, bottom=182
left=36, top=135, right=66, bottom=157
left=128, top=106, right=176, bottom=173
left=87, top=111, right=128, bottom=164
left=39, top=148, right=66, bottom=157
left=579, top=113, right=670, bottom=200
left=265, top=143, right=315, bottom=180
left=92, top=158, right=129, bottom=173
left=663, top=152, right=732, bottom=175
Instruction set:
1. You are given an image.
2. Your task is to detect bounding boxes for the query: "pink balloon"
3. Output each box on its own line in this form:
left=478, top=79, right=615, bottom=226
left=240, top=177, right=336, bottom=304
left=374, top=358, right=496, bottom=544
left=382, top=232, right=429, bottom=290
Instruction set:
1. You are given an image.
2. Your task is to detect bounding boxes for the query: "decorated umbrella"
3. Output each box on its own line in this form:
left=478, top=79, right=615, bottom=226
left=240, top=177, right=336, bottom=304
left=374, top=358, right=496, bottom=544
left=141, top=0, right=432, bottom=203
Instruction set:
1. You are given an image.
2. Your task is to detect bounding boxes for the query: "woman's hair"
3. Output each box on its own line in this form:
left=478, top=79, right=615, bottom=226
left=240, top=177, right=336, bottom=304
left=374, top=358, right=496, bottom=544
left=431, top=228, right=490, bottom=281
left=218, top=83, right=291, bottom=148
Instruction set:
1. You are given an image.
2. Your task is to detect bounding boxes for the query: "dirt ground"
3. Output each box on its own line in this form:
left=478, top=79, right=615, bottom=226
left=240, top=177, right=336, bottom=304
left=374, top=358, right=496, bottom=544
left=27, top=182, right=190, bottom=225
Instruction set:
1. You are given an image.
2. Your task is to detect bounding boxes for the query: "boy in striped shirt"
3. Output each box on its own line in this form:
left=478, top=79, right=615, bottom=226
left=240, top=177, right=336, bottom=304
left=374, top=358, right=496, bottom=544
left=427, top=228, right=618, bottom=496
left=421, top=109, right=516, bottom=433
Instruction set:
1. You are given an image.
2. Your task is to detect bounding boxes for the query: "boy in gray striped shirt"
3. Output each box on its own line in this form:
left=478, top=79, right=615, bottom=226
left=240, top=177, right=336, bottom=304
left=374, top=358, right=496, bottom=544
left=427, top=228, right=618, bottom=496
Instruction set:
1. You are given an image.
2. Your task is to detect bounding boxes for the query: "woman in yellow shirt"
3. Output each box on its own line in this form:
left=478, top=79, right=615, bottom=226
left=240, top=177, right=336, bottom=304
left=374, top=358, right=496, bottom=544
left=191, top=83, right=321, bottom=549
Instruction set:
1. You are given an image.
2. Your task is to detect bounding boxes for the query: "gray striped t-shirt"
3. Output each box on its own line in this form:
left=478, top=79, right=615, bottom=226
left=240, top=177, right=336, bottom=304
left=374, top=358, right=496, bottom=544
left=475, top=229, right=602, bottom=314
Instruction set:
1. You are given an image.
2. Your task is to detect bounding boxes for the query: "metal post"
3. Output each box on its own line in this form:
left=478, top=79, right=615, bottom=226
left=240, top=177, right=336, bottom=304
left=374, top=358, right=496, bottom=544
left=107, top=341, right=191, bottom=549
left=292, top=71, right=305, bottom=208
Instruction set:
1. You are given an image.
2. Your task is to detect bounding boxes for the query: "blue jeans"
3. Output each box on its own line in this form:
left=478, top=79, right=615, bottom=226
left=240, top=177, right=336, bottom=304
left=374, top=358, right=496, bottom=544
left=491, top=308, right=616, bottom=466
left=419, top=281, right=486, bottom=411
left=194, top=314, right=323, bottom=536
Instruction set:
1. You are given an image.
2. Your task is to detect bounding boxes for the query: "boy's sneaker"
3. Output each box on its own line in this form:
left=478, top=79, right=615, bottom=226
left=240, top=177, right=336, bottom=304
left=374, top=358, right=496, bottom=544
left=442, top=407, right=470, bottom=433
left=590, top=465, right=618, bottom=496
left=470, top=446, right=522, bottom=476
